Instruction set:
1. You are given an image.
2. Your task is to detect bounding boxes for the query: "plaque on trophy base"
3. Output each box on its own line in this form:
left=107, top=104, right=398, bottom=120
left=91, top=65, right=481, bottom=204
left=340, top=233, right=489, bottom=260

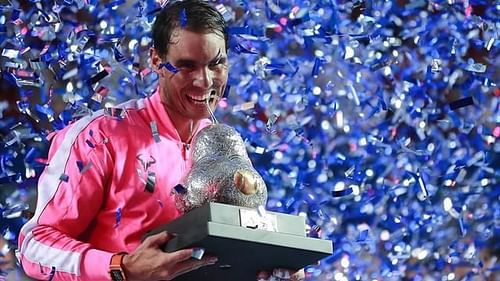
left=145, top=202, right=333, bottom=281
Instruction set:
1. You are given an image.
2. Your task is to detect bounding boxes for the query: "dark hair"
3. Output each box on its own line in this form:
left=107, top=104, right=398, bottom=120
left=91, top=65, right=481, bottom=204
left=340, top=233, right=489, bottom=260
left=152, top=0, right=228, bottom=57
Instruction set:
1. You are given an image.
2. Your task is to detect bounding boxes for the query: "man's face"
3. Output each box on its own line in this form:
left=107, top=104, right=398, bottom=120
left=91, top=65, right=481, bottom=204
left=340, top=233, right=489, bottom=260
left=152, top=28, right=228, bottom=122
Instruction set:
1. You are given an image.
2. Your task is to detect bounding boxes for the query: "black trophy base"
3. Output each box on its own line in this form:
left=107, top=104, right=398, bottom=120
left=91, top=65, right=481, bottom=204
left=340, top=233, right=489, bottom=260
left=145, top=203, right=333, bottom=281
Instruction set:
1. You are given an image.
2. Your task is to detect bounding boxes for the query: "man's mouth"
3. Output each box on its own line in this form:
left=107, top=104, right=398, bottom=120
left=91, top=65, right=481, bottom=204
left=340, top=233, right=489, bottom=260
left=187, top=91, right=218, bottom=105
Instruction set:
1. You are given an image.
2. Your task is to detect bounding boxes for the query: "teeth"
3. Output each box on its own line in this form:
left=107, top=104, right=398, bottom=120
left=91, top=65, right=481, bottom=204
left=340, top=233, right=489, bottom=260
left=188, top=95, right=210, bottom=104
left=187, top=94, right=213, bottom=104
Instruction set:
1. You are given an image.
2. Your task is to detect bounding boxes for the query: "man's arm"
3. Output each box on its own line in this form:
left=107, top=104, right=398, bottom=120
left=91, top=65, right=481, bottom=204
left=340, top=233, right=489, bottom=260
left=17, top=116, right=219, bottom=281
left=17, top=116, right=114, bottom=281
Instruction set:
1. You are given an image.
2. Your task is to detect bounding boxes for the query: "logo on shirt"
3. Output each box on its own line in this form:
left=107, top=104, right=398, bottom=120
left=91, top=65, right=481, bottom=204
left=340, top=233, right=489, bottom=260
left=136, top=154, right=156, bottom=193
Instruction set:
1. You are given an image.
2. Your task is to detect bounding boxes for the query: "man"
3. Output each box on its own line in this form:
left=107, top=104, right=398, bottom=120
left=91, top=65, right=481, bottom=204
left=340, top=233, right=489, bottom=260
left=18, top=1, right=305, bottom=280
left=18, top=1, right=226, bottom=280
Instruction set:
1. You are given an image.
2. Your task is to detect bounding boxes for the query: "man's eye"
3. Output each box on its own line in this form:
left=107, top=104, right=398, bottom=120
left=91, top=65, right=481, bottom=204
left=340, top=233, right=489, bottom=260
left=209, top=59, right=225, bottom=68
left=178, top=64, right=195, bottom=71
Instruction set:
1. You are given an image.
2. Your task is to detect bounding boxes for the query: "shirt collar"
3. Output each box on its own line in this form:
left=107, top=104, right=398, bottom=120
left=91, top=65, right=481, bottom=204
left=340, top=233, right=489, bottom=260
left=146, top=91, right=212, bottom=143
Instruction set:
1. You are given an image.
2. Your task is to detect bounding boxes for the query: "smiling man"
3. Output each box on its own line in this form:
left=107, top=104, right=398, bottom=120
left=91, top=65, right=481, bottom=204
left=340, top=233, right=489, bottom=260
left=150, top=1, right=229, bottom=144
left=18, top=1, right=227, bottom=280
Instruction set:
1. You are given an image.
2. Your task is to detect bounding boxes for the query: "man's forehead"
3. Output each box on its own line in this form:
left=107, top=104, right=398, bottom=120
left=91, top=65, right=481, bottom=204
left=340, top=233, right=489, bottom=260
left=169, top=48, right=226, bottom=65
left=169, top=27, right=225, bottom=42
left=166, top=30, right=226, bottom=60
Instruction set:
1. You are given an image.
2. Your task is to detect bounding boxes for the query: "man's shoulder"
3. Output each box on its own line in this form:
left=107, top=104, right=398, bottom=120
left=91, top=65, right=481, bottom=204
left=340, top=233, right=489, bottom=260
left=52, top=97, right=150, bottom=141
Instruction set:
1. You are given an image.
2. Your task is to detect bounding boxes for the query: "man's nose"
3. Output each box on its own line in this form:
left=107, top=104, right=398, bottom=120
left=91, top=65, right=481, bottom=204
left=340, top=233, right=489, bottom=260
left=192, top=67, right=213, bottom=89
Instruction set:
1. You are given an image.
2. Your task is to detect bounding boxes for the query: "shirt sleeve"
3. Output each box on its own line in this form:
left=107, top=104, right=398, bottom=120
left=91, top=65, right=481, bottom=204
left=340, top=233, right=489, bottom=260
left=17, top=116, right=115, bottom=281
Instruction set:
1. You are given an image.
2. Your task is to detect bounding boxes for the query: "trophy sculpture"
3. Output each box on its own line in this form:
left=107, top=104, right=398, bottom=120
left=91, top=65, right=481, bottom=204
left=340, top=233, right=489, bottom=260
left=147, top=102, right=332, bottom=281
left=173, top=123, right=268, bottom=214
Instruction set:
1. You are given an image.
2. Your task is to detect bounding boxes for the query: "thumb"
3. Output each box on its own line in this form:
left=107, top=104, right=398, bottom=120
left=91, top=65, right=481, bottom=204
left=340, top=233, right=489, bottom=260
left=234, top=170, right=257, bottom=195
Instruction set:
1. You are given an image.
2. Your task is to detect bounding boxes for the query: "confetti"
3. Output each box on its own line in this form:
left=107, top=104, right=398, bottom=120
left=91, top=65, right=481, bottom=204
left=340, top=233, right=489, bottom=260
left=2, top=203, right=29, bottom=219
left=173, top=184, right=187, bottom=194
left=215, top=4, right=233, bottom=22
left=104, top=107, right=126, bottom=119
left=87, top=69, right=109, bottom=85
left=76, top=160, right=92, bottom=173
left=449, top=97, right=475, bottom=110
left=150, top=121, right=161, bottom=143
left=307, top=225, right=322, bottom=238
left=331, top=186, right=353, bottom=198
left=464, top=63, right=487, bottom=73
left=114, top=208, right=122, bottom=228
left=1, top=1, right=498, bottom=280
left=232, top=102, right=255, bottom=112
left=1, top=49, right=19, bottom=59
left=59, top=174, right=69, bottom=182
left=191, top=247, right=205, bottom=260
left=145, top=171, right=156, bottom=193
left=159, top=62, right=179, bottom=74
left=179, top=9, right=187, bottom=27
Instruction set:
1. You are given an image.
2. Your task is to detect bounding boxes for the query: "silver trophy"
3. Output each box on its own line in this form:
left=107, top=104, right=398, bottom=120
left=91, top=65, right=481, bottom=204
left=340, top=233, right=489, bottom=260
left=175, top=123, right=268, bottom=213
left=151, top=104, right=332, bottom=281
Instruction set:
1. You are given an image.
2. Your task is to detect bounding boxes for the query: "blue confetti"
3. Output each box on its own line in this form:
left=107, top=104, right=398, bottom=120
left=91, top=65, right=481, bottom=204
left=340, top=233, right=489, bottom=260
left=1, top=1, right=498, bottom=280
left=114, top=208, right=122, bottom=228
left=159, top=62, right=179, bottom=74
left=357, top=229, right=369, bottom=242
left=59, top=174, right=69, bottom=182
left=449, top=96, right=475, bottom=111
left=311, top=57, right=322, bottom=78
left=173, top=184, right=187, bottom=195
left=331, top=187, right=353, bottom=198
left=85, top=139, right=95, bottom=148
left=76, top=160, right=92, bottom=173
left=179, top=8, right=187, bottom=27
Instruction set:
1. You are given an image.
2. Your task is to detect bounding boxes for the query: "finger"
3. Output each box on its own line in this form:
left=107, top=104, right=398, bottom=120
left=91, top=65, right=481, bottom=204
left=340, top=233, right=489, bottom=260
left=272, top=268, right=297, bottom=279
left=167, top=248, right=194, bottom=263
left=169, top=257, right=217, bottom=280
left=143, top=231, right=173, bottom=247
left=234, top=171, right=243, bottom=189
left=256, top=270, right=270, bottom=280
left=291, top=269, right=305, bottom=281
left=235, top=170, right=257, bottom=195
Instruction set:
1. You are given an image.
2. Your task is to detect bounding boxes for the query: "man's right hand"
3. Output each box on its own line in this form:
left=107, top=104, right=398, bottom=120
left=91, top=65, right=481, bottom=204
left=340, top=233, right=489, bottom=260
left=122, top=231, right=217, bottom=281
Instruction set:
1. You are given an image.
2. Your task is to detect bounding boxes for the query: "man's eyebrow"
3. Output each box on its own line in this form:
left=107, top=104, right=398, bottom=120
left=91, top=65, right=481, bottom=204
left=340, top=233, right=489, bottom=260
left=209, top=49, right=227, bottom=63
left=172, top=50, right=226, bottom=66
left=173, top=59, right=197, bottom=66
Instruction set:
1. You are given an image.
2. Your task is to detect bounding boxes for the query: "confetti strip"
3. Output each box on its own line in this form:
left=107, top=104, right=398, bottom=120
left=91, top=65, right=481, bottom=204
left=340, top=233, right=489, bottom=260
left=232, top=102, right=255, bottom=112
left=159, top=62, right=179, bottom=74
left=145, top=171, right=156, bottom=193
left=59, top=174, right=69, bottom=182
left=449, top=97, right=475, bottom=111
left=179, top=9, right=187, bottom=28
left=87, top=69, right=109, bottom=85
left=114, top=208, right=122, bottom=228
left=191, top=248, right=205, bottom=260
left=150, top=121, right=161, bottom=143
left=173, top=184, right=187, bottom=195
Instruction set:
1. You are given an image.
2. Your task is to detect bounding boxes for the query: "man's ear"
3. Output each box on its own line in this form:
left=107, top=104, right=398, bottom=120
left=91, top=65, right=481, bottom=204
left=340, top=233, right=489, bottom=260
left=150, top=48, right=162, bottom=74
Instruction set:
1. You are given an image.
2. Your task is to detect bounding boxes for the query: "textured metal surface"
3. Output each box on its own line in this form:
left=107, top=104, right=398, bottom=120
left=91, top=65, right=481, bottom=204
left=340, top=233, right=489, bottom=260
left=175, top=124, right=268, bottom=213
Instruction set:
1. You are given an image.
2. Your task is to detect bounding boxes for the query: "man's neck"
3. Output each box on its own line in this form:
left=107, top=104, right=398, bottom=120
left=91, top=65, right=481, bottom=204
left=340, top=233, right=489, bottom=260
left=166, top=109, right=198, bottom=143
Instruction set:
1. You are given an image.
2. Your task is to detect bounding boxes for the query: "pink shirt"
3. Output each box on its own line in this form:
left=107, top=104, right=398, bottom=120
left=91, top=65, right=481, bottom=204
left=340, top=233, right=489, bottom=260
left=18, top=92, right=210, bottom=280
